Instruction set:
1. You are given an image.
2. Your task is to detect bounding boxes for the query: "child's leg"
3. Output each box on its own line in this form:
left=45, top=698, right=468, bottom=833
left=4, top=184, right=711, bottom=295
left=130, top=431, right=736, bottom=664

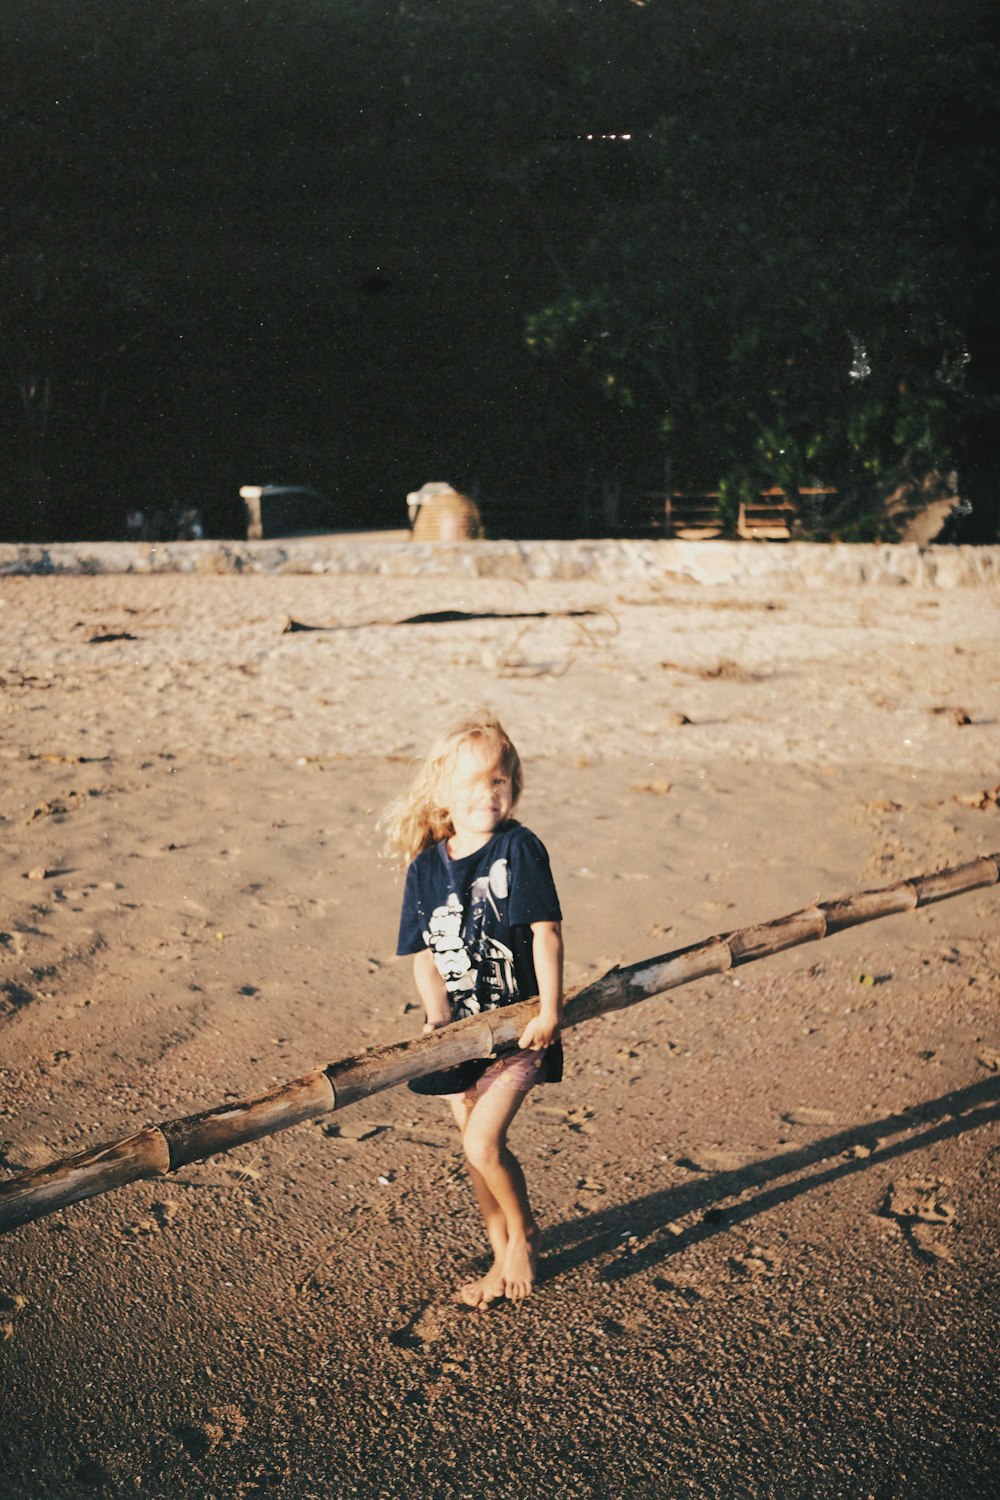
left=460, top=1085, right=539, bottom=1302
left=446, top=1095, right=509, bottom=1309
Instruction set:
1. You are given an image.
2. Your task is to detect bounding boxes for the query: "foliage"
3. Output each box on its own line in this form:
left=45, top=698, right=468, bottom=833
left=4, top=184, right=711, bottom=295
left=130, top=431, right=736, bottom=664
left=519, top=1, right=999, bottom=536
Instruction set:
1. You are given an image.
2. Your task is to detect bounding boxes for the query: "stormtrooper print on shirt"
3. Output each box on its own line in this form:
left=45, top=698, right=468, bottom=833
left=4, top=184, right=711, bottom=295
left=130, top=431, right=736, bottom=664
left=396, top=822, right=561, bottom=1022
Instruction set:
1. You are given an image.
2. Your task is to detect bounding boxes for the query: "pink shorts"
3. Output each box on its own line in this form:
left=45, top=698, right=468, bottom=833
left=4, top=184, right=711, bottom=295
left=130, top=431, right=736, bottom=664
left=449, top=1047, right=547, bottom=1100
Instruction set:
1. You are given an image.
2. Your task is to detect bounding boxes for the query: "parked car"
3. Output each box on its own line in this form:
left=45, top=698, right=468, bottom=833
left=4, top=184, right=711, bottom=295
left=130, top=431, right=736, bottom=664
left=239, top=484, right=337, bottom=539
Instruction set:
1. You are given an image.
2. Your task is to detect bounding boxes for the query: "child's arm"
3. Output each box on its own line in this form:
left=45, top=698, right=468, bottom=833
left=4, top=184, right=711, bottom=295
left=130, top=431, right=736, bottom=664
left=517, top=920, right=564, bottom=1050
left=413, top=947, right=452, bottom=1033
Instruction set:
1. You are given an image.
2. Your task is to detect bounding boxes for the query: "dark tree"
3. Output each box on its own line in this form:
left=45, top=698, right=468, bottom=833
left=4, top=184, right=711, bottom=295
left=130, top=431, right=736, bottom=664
left=1, top=0, right=995, bottom=541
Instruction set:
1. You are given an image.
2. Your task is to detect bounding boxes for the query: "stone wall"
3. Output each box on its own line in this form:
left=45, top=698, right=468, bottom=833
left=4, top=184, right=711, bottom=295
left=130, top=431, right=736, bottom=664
left=2, top=536, right=999, bottom=587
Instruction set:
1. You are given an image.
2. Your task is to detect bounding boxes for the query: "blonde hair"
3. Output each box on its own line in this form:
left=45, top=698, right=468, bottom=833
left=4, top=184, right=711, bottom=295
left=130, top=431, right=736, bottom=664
left=380, top=709, right=523, bottom=867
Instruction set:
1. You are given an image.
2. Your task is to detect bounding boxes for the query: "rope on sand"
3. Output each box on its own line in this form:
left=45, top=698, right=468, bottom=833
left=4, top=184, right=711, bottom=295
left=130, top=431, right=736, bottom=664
left=1, top=853, right=997, bottom=1235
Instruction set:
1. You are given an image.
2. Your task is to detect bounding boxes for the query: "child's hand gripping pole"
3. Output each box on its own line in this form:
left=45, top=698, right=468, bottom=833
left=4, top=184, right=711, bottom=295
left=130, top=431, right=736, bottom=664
left=516, top=920, right=564, bottom=1051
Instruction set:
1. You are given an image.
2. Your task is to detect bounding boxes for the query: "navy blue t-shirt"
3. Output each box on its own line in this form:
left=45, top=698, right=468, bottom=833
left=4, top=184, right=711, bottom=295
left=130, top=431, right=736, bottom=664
left=396, top=821, right=562, bottom=1022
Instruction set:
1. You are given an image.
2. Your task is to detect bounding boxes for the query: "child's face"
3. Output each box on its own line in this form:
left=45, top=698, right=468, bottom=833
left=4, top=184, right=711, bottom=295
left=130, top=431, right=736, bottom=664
left=442, top=741, right=514, bottom=846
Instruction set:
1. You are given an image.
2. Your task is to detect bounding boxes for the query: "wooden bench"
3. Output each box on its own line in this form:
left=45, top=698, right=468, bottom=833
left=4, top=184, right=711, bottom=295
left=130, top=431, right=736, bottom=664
left=638, top=486, right=838, bottom=540
left=737, top=487, right=838, bottom=540
left=737, top=487, right=798, bottom=540
left=660, top=491, right=724, bottom=540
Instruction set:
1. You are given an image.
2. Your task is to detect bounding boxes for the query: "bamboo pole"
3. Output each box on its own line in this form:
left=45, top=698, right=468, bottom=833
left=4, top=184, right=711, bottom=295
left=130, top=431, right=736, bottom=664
left=1, top=852, right=996, bottom=1235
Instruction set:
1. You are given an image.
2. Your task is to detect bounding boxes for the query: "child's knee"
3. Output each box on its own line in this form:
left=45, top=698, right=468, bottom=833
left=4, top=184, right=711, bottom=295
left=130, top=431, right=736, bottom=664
left=463, top=1129, right=503, bottom=1175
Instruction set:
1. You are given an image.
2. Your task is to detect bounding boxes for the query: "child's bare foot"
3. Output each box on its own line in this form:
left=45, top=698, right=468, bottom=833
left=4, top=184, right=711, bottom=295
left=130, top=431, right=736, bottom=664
left=456, top=1260, right=506, bottom=1311
left=502, top=1226, right=540, bottom=1301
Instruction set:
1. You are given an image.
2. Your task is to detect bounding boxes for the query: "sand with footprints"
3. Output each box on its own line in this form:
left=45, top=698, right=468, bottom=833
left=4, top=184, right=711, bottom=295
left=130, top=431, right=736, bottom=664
left=1, top=565, right=998, bottom=1496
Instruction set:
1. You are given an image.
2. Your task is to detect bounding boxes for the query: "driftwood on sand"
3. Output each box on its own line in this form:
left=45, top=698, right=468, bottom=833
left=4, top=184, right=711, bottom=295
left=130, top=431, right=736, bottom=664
left=282, top=607, right=609, bottom=633
left=1, top=853, right=997, bottom=1235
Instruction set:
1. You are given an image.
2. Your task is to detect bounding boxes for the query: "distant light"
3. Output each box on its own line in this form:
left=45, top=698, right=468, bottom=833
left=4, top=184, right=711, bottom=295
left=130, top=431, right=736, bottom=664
left=936, top=346, right=970, bottom=387
left=848, top=332, right=871, bottom=382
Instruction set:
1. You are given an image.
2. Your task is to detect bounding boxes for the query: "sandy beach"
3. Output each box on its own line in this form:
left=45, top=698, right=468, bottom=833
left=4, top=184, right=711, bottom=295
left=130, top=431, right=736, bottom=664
left=1, top=561, right=999, bottom=1498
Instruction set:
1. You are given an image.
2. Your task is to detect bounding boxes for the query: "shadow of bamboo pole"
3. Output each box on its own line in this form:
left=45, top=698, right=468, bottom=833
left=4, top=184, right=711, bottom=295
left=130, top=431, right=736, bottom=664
left=1, top=853, right=997, bottom=1236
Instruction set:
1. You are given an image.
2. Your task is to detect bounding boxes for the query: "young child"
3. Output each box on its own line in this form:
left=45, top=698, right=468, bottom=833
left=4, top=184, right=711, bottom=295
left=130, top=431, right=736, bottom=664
left=382, top=709, right=564, bottom=1309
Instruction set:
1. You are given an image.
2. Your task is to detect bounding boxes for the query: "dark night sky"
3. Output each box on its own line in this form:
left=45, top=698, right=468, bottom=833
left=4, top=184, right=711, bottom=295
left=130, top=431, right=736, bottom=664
left=2, top=1, right=996, bottom=540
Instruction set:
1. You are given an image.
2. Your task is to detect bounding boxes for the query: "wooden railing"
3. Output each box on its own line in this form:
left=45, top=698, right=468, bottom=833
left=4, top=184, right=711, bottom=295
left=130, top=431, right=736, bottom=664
left=638, top=487, right=838, bottom=541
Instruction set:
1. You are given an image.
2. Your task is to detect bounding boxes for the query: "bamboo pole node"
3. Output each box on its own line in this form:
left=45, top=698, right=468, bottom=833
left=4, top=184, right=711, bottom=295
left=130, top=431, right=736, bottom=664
left=161, top=1068, right=335, bottom=1172
left=1, top=851, right=997, bottom=1235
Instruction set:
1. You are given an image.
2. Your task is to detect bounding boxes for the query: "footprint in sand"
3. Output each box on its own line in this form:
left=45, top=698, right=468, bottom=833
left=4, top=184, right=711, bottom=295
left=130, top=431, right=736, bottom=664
left=882, top=1176, right=955, bottom=1225
left=908, top=1223, right=955, bottom=1263
left=728, top=1243, right=780, bottom=1279
left=124, top=1198, right=180, bottom=1236
left=322, top=1120, right=388, bottom=1142
left=781, top=1106, right=852, bottom=1127
left=536, top=1105, right=596, bottom=1134
left=73, top=1459, right=116, bottom=1488
left=880, top=1176, right=958, bottom=1264
left=677, top=1148, right=753, bottom=1173
left=1, top=1291, right=28, bottom=1341
left=173, top=1404, right=248, bottom=1460
left=387, top=1301, right=450, bottom=1352
left=174, top=1421, right=224, bottom=1460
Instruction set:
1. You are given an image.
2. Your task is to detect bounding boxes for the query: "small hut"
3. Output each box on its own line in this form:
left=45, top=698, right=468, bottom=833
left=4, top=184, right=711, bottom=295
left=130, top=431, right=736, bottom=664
left=407, top=482, right=481, bottom=542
